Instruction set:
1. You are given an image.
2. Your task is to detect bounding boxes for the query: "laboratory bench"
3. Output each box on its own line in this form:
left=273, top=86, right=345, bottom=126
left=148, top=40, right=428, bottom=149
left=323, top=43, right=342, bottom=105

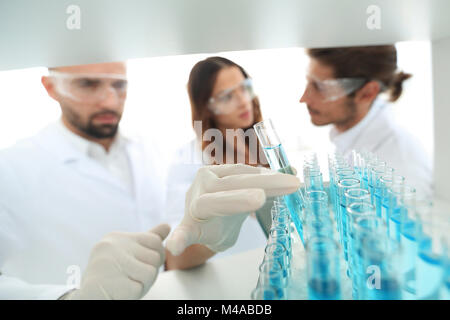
left=143, top=231, right=353, bottom=300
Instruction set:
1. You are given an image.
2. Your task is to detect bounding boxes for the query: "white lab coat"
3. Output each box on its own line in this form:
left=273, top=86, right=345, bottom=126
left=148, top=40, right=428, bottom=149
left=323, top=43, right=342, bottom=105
left=330, top=98, right=433, bottom=196
left=165, top=139, right=267, bottom=260
left=0, top=122, right=167, bottom=299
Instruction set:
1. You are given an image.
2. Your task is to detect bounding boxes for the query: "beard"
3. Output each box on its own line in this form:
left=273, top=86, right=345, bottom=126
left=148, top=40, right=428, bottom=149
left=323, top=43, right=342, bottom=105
left=63, top=106, right=121, bottom=139
left=85, top=117, right=119, bottom=139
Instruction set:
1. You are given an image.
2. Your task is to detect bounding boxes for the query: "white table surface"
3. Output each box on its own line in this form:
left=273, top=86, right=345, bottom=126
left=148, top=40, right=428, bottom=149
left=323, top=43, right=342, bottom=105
left=143, top=231, right=353, bottom=300
left=143, top=247, right=264, bottom=300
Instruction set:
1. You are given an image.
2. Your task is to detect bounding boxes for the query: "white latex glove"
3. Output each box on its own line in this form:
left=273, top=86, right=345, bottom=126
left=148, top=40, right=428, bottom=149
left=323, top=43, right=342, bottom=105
left=166, top=164, right=300, bottom=255
left=65, top=224, right=171, bottom=300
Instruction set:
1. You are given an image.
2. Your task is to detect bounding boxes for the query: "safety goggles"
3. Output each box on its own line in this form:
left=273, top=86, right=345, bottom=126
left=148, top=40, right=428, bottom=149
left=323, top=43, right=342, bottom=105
left=49, top=71, right=128, bottom=103
left=208, top=78, right=256, bottom=115
left=304, top=75, right=367, bottom=102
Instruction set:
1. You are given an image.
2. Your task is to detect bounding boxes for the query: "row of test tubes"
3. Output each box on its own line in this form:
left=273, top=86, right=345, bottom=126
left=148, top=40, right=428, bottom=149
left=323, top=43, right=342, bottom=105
left=302, top=153, right=341, bottom=300
left=251, top=198, right=293, bottom=300
left=252, top=119, right=448, bottom=299
left=329, top=150, right=449, bottom=300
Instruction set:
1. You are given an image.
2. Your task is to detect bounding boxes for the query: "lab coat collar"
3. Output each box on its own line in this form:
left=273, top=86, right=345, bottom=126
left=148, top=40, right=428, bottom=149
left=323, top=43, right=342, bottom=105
left=33, top=120, right=138, bottom=196
left=329, top=97, right=390, bottom=154
left=37, top=120, right=132, bottom=164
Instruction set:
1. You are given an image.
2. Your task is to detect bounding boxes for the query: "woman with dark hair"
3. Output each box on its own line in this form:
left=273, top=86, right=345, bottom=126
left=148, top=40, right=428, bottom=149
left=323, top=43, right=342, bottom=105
left=165, top=57, right=272, bottom=263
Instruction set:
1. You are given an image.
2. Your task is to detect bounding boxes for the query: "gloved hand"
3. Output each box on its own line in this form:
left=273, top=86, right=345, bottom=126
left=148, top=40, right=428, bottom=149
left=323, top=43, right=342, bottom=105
left=64, top=224, right=171, bottom=300
left=166, top=164, right=300, bottom=255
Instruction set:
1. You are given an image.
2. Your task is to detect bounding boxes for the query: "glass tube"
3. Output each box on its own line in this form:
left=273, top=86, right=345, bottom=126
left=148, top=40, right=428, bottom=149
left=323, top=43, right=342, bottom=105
left=345, top=202, right=377, bottom=298
left=332, top=170, right=358, bottom=220
left=304, top=170, right=324, bottom=192
left=269, top=227, right=292, bottom=261
left=416, top=214, right=448, bottom=299
left=304, top=214, right=335, bottom=244
left=350, top=216, right=388, bottom=299
left=341, top=188, right=371, bottom=262
left=336, top=178, right=361, bottom=248
left=254, top=119, right=305, bottom=245
left=306, top=236, right=341, bottom=300
left=257, top=259, right=287, bottom=300
left=389, top=186, right=416, bottom=243
left=359, top=236, right=402, bottom=300
left=264, top=242, right=290, bottom=279
left=372, top=166, right=395, bottom=215
left=251, top=285, right=280, bottom=300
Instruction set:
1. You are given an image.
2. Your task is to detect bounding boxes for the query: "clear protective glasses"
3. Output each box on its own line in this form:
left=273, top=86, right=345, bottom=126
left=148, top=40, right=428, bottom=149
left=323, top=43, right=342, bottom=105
left=208, top=78, right=256, bottom=115
left=304, top=74, right=367, bottom=102
left=49, top=71, right=128, bottom=103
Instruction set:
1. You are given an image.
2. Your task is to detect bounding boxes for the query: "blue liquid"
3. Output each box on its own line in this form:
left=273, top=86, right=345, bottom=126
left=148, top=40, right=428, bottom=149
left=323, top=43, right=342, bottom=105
left=263, top=144, right=305, bottom=245
left=389, top=207, right=403, bottom=242
left=442, top=277, right=450, bottom=300
left=381, top=203, right=389, bottom=236
left=339, top=203, right=348, bottom=260
left=362, top=175, right=369, bottom=191
left=308, top=279, right=341, bottom=300
left=416, top=250, right=444, bottom=299
left=400, top=220, right=419, bottom=297
left=364, top=278, right=402, bottom=300
left=368, top=184, right=375, bottom=205
left=305, top=175, right=324, bottom=191
left=374, top=194, right=382, bottom=218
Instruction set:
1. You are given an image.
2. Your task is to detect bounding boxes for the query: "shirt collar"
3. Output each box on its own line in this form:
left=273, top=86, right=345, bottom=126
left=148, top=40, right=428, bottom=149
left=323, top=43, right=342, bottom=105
left=329, top=97, right=386, bottom=153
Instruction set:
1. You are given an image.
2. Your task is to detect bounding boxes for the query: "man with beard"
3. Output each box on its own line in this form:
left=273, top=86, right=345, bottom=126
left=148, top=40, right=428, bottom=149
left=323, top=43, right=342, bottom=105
left=0, top=62, right=299, bottom=299
left=299, top=45, right=432, bottom=195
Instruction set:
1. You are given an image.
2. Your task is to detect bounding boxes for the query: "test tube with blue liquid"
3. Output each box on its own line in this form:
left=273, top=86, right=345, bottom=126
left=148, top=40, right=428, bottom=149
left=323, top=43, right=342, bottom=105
left=345, top=202, right=377, bottom=299
left=372, top=165, right=394, bottom=216
left=360, top=236, right=403, bottom=300
left=416, top=213, right=448, bottom=300
left=254, top=119, right=305, bottom=245
left=306, top=236, right=342, bottom=300
left=342, top=188, right=371, bottom=262
left=337, top=178, right=361, bottom=251
left=388, top=186, right=416, bottom=243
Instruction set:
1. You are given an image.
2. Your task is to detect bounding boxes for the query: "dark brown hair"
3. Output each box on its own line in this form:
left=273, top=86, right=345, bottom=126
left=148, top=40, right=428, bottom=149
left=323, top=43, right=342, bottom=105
left=306, top=45, right=412, bottom=102
left=187, top=56, right=266, bottom=166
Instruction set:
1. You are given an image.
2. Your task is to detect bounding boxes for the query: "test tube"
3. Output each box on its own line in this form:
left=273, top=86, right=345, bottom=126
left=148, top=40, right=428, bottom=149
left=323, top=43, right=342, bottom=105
left=351, top=216, right=388, bottom=299
left=304, top=190, right=329, bottom=218
left=389, top=186, right=416, bottom=243
left=367, top=162, right=387, bottom=202
left=264, top=242, right=290, bottom=279
left=336, top=178, right=361, bottom=247
left=345, top=202, right=376, bottom=298
left=306, top=236, right=341, bottom=300
left=251, top=286, right=280, bottom=300
left=341, top=188, right=371, bottom=262
left=304, top=170, right=324, bottom=192
left=305, top=200, right=329, bottom=219
left=303, top=214, right=335, bottom=244
left=258, top=259, right=288, bottom=300
left=269, top=227, right=292, bottom=261
left=272, top=207, right=291, bottom=226
left=254, top=119, right=305, bottom=245
left=360, top=236, right=403, bottom=300
left=332, top=170, right=358, bottom=221
left=416, top=214, right=448, bottom=299
left=398, top=193, right=423, bottom=299
left=372, top=166, right=395, bottom=215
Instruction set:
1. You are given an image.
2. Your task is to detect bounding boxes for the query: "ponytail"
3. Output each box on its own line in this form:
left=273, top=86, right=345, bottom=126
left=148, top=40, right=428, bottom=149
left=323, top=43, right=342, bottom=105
left=387, top=71, right=412, bottom=102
